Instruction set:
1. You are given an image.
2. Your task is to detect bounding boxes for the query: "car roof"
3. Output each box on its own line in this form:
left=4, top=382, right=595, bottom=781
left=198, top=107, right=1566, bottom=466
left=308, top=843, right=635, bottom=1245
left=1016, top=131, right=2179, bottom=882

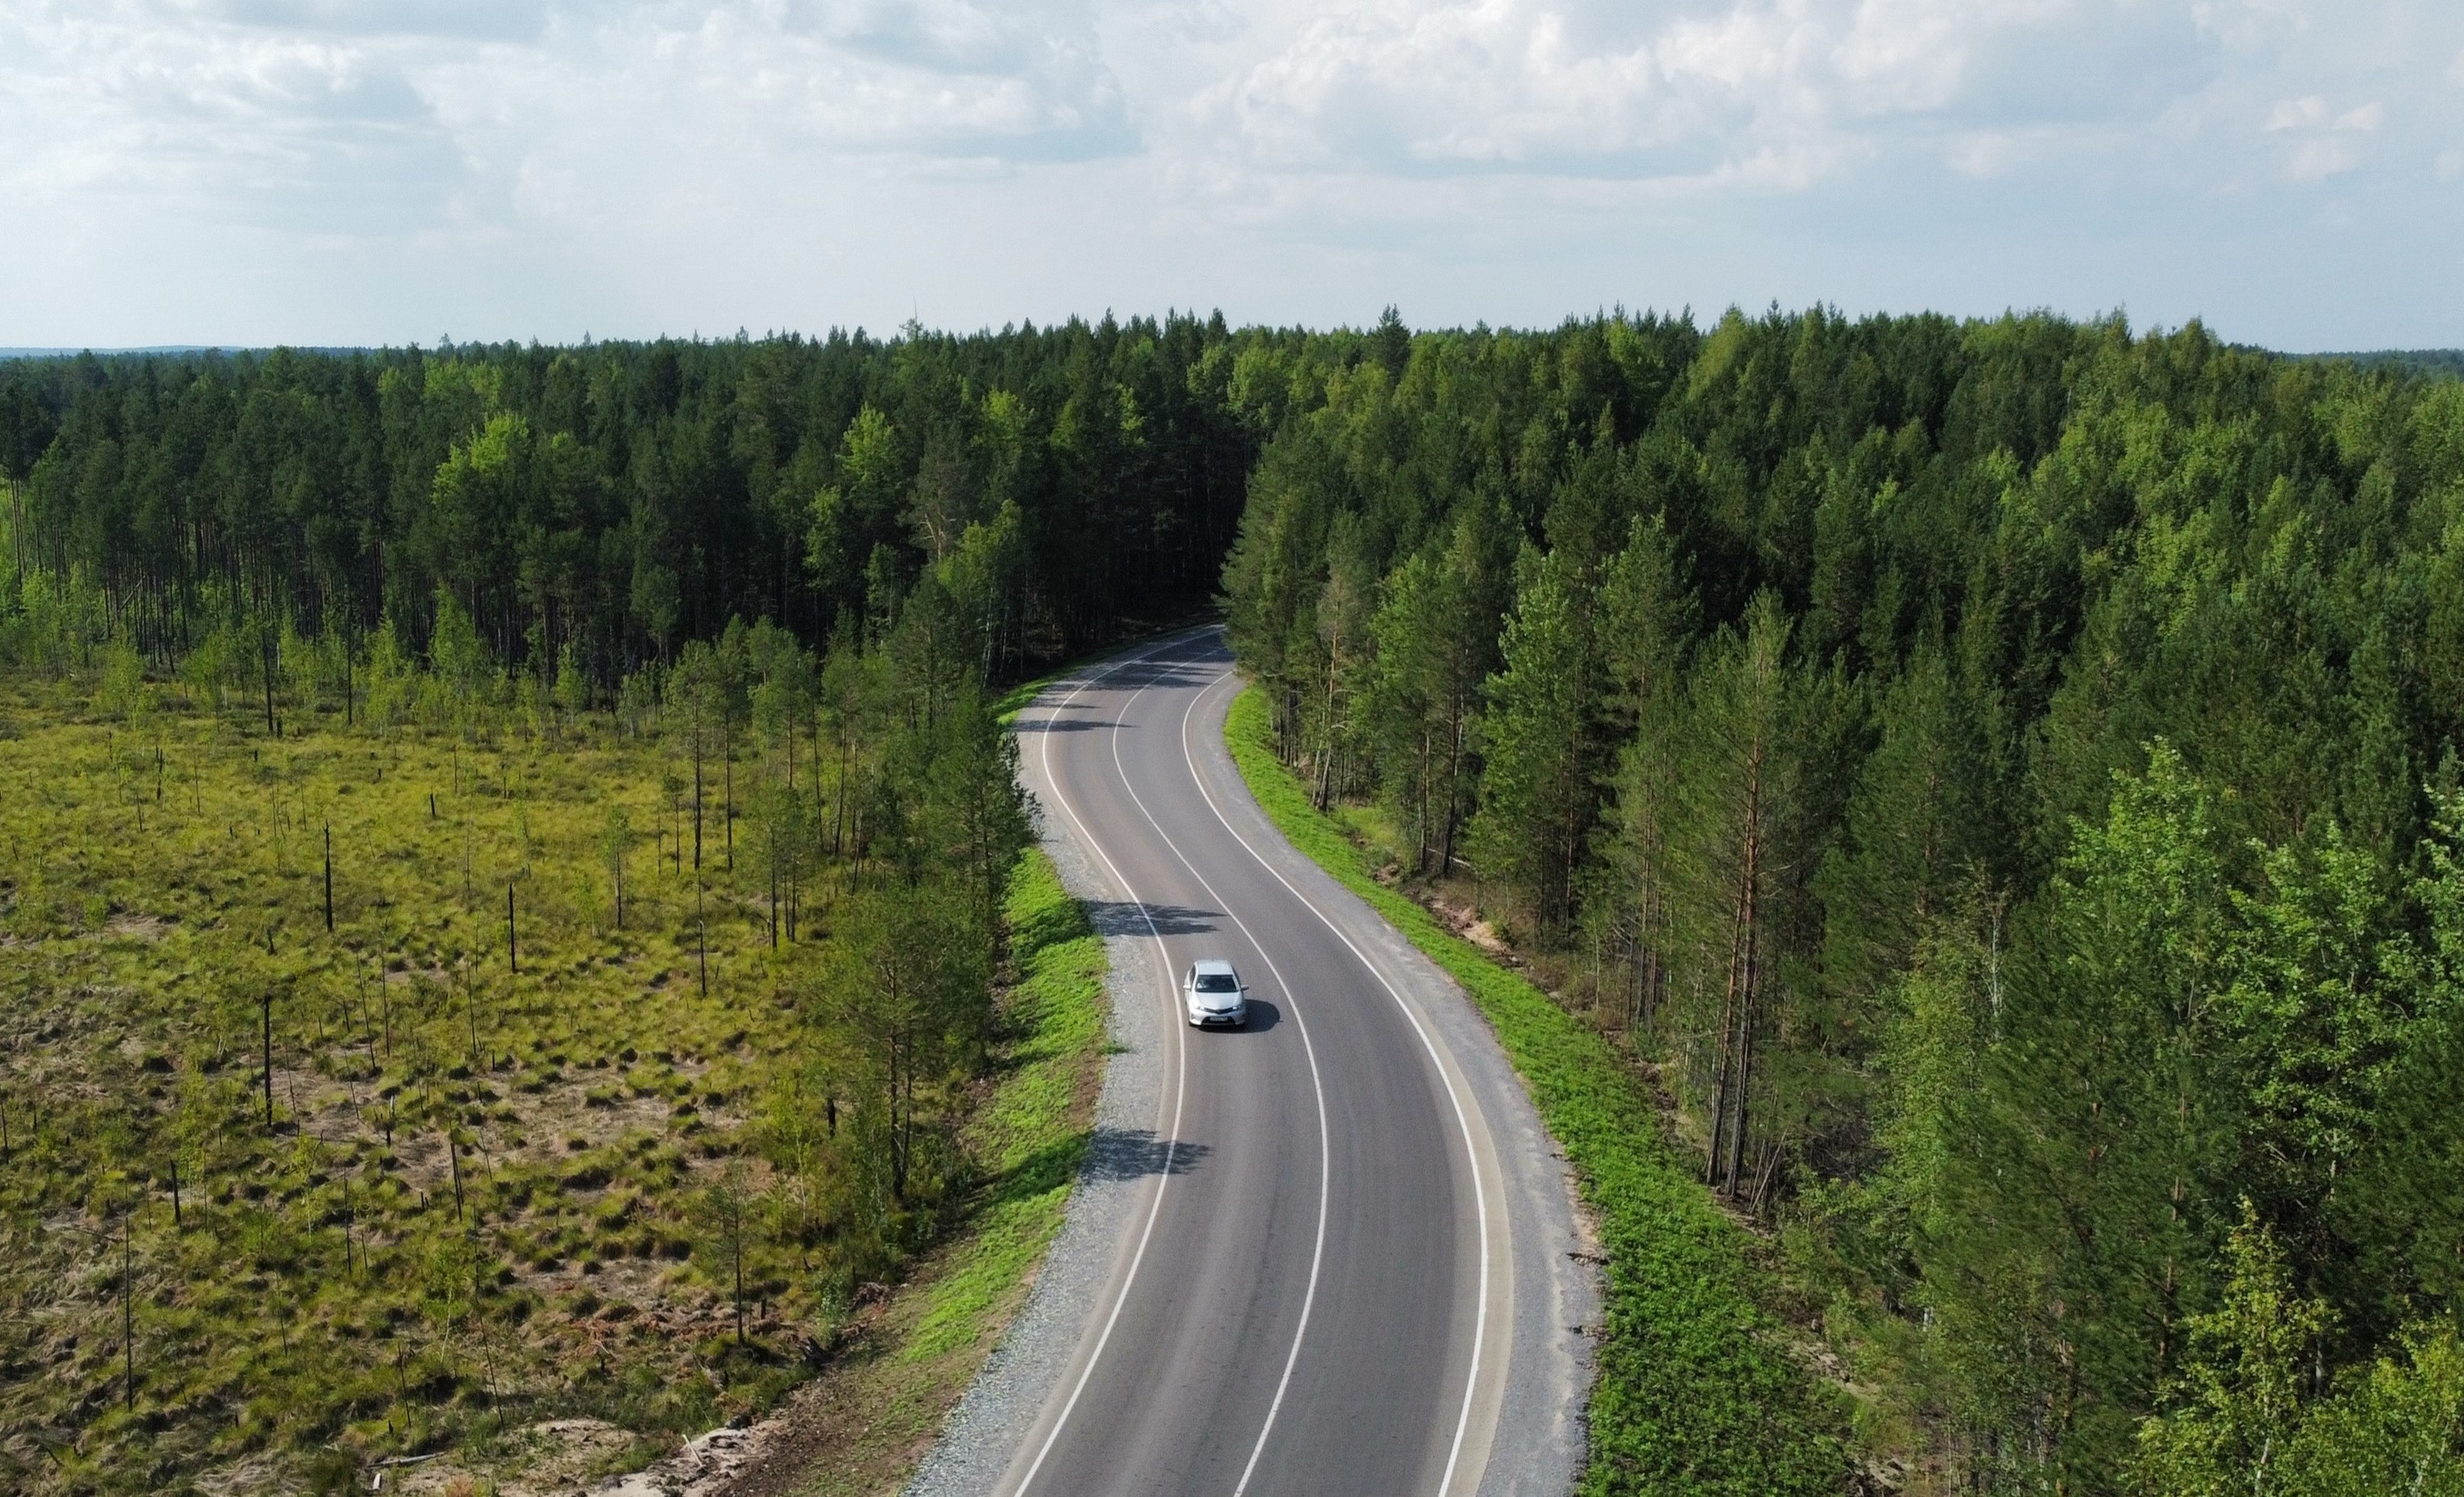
left=1190, top=958, right=1239, bottom=976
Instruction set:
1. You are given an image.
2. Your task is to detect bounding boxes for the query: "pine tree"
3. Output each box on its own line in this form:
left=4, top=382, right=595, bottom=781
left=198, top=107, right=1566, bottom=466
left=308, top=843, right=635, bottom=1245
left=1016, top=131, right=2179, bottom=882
left=1667, top=592, right=1800, bottom=1202
left=1469, top=546, right=1600, bottom=929
left=1366, top=502, right=1511, bottom=875
left=1591, top=512, right=1696, bottom=1031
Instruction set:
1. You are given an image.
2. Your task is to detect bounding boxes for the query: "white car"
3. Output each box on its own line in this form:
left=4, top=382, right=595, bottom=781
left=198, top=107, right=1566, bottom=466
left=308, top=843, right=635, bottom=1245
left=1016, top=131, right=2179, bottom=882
left=1184, top=959, right=1248, bottom=1027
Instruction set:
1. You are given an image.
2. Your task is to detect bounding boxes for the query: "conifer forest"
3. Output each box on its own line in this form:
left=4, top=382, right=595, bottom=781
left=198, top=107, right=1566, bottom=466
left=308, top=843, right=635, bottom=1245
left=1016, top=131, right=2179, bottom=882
left=5, top=309, right=2464, bottom=1494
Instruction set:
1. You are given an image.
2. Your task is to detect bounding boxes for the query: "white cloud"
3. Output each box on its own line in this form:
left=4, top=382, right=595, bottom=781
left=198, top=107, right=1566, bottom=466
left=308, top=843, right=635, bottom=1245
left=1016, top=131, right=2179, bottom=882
left=2268, top=94, right=2328, bottom=129
left=0, top=0, right=1135, bottom=239
left=2258, top=90, right=2386, bottom=180
left=2283, top=138, right=2354, bottom=179
left=1179, top=0, right=2230, bottom=192
left=1, top=0, right=2462, bottom=349
left=0, top=4, right=476, bottom=232
left=512, top=3, right=1134, bottom=161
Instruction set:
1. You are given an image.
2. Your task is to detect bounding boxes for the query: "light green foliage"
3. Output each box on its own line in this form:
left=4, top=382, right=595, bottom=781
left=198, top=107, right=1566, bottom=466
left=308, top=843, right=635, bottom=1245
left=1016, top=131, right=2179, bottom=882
left=1860, top=750, right=2237, bottom=1484
left=2135, top=1210, right=2464, bottom=1497
left=900, top=849, right=1104, bottom=1364
left=1362, top=503, right=1511, bottom=877
left=2219, top=827, right=2402, bottom=1228
left=429, top=585, right=494, bottom=704
left=598, top=803, right=634, bottom=927
left=751, top=847, right=1108, bottom=1497
left=97, top=638, right=146, bottom=722
left=809, top=882, right=989, bottom=1212
left=0, top=564, right=107, bottom=677
left=2134, top=1208, right=2334, bottom=1496
left=1661, top=591, right=1809, bottom=1198
left=808, top=404, right=905, bottom=606
left=553, top=642, right=589, bottom=720
left=2279, top=1328, right=2464, bottom=1497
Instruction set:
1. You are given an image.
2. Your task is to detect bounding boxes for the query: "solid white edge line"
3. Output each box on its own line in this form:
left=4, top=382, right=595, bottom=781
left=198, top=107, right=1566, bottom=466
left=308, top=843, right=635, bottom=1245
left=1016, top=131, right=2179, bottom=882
left=1102, top=662, right=1329, bottom=1497
left=1005, top=634, right=1198, bottom=1497
left=1180, top=661, right=1496, bottom=1497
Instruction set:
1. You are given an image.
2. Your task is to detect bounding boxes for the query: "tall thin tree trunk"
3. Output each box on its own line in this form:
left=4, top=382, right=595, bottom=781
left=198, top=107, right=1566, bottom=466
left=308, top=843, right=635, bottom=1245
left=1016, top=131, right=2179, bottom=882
left=1722, top=752, right=1765, bottom=1196
left=122, top=1219, right=134, bottom=1410
left=1440, top=697, right=1466, bottom=872
left=1706, top=892, right=1744, bottom=1186
left=260, top=993, right=275, bottom=1130
left=1725, top=916, right=1758, bottom=1196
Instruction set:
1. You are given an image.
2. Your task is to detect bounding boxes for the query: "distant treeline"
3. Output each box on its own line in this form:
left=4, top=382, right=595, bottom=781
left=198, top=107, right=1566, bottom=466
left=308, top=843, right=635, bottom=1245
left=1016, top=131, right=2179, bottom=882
left=2282, top=347, right=2464, bottom=379
left=0, top=318, right=1259, bottom=681
left=1221, top=309, right=2464, bottom=1494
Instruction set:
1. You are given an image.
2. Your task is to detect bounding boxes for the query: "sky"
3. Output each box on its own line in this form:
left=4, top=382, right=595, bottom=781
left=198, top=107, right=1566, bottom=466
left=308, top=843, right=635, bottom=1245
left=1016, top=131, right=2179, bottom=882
left=2, top=0, right=2458, bottom=352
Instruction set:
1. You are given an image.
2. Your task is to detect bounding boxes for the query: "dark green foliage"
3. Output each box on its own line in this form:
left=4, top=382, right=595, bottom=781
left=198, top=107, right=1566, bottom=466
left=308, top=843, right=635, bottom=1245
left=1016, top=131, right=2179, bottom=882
left=1216, top=308, right=2464, bottom=1493
left=0, top=319, right=1252, bottom=681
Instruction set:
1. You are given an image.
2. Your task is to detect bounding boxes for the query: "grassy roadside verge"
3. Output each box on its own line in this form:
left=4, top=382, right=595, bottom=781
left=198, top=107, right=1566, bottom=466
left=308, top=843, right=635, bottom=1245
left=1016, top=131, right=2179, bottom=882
left=1222, top=686, right=1850, bottom=1496
left=989, top=625, right=1189, bottom=727
left=753, top=848, right=1108, bottom=1497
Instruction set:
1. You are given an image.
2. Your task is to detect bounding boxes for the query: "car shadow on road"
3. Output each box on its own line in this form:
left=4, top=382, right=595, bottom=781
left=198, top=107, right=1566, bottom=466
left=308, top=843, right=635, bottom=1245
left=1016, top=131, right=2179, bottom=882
left=1193, top=998, right=1279, bottom=1034
left=1012, top=713, right=1119, bottom=733
left=1080, top=1127, right=1212, bottom=1182
left=1083, top=900, right=1222, bottom=936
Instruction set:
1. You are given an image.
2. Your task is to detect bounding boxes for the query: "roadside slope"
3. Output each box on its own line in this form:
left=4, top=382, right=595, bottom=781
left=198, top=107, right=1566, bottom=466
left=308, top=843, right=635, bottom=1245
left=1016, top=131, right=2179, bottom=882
left=1221, top=684, right=1853, bottom=1497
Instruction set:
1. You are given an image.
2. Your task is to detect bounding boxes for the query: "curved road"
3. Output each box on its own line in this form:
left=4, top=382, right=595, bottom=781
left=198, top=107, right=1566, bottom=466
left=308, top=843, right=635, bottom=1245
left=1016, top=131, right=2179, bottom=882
left=923, top=628, right=1595, bottom=1497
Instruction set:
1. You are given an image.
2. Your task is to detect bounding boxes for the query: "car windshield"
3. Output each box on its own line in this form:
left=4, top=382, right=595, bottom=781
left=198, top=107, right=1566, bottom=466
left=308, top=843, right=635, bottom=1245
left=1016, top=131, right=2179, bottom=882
left=1194, top=972, right=1239, bottom=994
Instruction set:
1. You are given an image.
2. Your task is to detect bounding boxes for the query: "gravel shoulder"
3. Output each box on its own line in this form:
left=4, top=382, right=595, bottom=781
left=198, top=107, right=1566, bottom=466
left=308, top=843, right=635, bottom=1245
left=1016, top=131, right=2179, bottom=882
left=901, top=742, right=1172, bottom=1497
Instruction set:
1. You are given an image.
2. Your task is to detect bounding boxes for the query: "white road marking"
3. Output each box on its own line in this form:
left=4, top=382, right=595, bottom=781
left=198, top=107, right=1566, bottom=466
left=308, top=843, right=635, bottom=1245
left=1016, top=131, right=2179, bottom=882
left=1179, top=664, right=1496, bottom=1497
left=1004, top=632, right=1496, bottom=1497
left=1005, top=635, right=1197, bottom=1497
left=1097, top=665, right=1330, bottom=1497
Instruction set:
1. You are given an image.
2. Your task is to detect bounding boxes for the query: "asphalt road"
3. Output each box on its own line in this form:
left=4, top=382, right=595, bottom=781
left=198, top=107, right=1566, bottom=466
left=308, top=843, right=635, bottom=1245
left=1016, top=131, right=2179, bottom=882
left=972, top=629, right=1595, bottom=1497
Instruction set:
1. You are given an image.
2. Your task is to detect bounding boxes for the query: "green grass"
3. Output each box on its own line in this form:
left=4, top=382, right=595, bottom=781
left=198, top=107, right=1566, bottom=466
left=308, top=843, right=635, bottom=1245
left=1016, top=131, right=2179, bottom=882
left=989, top=625, right=1195, bottom=727
left=1222, top=686, right=1853, bottom=1496
left=0, top=683, right=806, bottom=1494
left=992, top=674, right=1065, bottom=727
